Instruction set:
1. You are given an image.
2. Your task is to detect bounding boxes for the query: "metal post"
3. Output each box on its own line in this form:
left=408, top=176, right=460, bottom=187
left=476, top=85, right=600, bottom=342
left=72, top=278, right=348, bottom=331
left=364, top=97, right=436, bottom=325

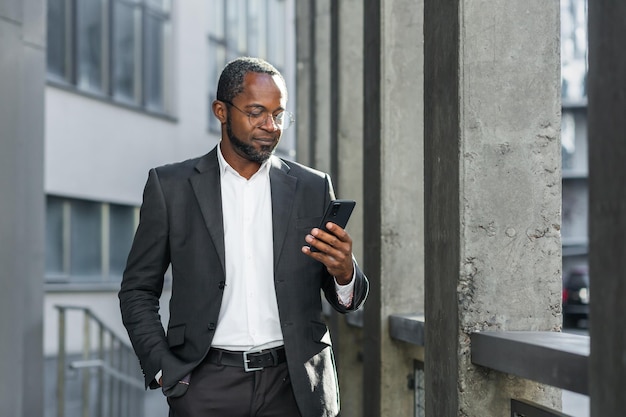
left=117, top=338, right=124, bottom=417
left=98, top=324, right=105, bottom=417
left=57, top=307, right=67, bottom=417
left=82, top=310, right=91, bottom=417
left=108, top=335, right=116, bottom=417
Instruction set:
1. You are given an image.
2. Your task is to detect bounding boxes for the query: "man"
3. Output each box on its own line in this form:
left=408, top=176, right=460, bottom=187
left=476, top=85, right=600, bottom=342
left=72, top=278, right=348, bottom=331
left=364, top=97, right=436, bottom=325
left=119, top=57, right=368, bottom=417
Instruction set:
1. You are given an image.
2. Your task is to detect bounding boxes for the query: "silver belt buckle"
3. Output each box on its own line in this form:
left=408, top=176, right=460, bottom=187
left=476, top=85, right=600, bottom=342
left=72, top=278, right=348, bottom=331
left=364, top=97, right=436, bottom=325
left=243, top=351, right=263, bottom=372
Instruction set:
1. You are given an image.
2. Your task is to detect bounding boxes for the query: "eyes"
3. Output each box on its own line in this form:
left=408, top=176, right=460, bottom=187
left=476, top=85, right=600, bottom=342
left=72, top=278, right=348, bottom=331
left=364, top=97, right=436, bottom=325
left=224, top=100, right=295, bottom=130
left=248, top=108, right=285, bottom=124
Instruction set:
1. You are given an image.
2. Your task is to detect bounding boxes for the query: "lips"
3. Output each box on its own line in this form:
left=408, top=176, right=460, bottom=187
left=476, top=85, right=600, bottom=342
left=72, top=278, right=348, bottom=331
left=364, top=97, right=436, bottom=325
left=254, top=137, right=277, bottom=145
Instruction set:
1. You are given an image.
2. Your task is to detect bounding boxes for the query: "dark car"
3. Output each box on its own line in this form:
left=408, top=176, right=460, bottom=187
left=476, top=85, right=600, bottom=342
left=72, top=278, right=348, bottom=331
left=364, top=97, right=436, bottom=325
left=562, top=266, right=590, bottom=328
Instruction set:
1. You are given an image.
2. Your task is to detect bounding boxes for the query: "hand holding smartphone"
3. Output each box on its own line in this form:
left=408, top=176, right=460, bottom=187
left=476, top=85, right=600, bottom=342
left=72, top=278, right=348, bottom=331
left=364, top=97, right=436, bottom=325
left=309, top=199, right=356, bottom=252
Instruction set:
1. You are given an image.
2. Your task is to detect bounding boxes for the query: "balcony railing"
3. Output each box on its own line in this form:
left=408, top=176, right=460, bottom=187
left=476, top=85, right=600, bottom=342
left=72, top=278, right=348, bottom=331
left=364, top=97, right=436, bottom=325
left=55, top=305, right=145, bottom=417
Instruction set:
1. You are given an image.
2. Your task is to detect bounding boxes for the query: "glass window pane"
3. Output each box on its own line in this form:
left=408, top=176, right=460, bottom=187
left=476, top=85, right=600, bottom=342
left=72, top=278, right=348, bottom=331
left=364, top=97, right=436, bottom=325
left=209, top=0, right=225, bottom=38
left=76, top=0, right=105, bottom=93
left=562, top=180, right=588, bottom=244
left=247, top=0, right=267, bottom=58
left=267, top=0, right=286, bottom=68
left=561, top=109, right=588, bottom=175
left=70, top=200, right=102, bottom=279
left=109, top=204, right=136, bottom=280
left=113, top=2, right=141, bottom=104
left=46, top=196, right=65, bottom=277
left=226, top=0, right=247, bottom=56
left=145, top=0, right=170, bottom=12
left=47, top=0, right=68, bottom=79
left=145, top=13, right=168, bottom=111
left=560, top=0, right=588, bottom=101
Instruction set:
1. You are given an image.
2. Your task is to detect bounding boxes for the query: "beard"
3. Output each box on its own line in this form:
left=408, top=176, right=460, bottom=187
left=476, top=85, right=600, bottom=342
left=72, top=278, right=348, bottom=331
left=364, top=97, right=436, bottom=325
left=226, top=115, right=278, bottom=164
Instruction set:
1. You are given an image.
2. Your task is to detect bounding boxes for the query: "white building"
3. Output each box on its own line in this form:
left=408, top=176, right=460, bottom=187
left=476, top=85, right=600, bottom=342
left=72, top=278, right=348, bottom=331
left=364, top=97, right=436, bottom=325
left=43, top=1, right=296, bottom=415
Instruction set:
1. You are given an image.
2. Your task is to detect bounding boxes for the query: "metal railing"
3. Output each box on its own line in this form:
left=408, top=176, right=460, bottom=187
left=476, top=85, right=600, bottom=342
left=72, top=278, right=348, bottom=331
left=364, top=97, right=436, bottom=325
left=55, top=305, right=145, bottom=417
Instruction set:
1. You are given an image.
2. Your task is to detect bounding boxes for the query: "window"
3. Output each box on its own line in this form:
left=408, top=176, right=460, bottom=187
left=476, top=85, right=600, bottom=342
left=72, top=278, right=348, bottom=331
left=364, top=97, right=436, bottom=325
left=76, top=0, right=106, bottom=93
left=47, top=0, right=70, bottom=80
left=45, top=196, right=138, bottom=285
left=46, top=0, right=172, bottom=113
left=207, top=0, right=289, bottom=132
left=561, top=0, right=587, bottom=103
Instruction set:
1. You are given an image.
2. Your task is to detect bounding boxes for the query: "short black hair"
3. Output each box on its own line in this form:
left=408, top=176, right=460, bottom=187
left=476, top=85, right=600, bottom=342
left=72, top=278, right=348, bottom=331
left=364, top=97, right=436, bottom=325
left=216, top=57, right=287, bottom=103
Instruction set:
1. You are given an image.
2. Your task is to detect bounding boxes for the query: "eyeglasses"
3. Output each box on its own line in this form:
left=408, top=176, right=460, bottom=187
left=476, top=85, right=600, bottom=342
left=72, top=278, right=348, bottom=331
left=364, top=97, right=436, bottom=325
left=223, top=100, right=295, bottom=130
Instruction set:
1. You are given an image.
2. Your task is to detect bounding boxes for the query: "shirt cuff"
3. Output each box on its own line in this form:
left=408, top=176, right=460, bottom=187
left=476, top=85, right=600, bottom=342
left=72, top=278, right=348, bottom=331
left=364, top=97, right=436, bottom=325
left=334, top=265, right=356, bottom=307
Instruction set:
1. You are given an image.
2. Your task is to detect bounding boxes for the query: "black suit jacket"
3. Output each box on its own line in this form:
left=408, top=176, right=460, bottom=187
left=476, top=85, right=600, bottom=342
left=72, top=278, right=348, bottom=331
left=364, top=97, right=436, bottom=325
left=119, top=147, right=368, bottom=417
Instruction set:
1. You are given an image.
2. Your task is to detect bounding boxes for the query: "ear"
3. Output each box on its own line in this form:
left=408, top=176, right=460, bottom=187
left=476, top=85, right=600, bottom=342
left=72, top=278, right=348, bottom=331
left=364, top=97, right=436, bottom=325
left=212, top=100, right=227, bottom=124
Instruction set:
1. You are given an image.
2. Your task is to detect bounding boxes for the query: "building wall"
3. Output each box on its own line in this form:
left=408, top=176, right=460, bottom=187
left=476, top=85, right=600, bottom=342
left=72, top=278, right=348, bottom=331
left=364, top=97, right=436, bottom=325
left=0, top=0, right=46, bottom=415
left=43, top=1, right=297, bottom=414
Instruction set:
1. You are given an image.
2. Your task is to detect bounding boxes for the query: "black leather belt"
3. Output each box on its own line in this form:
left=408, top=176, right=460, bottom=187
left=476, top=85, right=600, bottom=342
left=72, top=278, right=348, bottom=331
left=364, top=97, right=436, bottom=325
left=206, top=347, right=286, bottom=372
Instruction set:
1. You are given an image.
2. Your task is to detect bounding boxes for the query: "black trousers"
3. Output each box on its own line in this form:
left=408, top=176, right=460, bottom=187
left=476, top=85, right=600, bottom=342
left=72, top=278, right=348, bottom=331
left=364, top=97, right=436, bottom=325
left=167, top=359, right=302, bottom=417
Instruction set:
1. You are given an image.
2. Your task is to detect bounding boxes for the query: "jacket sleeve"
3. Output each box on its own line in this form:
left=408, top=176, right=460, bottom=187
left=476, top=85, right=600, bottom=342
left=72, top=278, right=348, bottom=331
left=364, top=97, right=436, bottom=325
left=322, top=261, right=369, bottom=313
left=118, top=168, right=173, bottom=389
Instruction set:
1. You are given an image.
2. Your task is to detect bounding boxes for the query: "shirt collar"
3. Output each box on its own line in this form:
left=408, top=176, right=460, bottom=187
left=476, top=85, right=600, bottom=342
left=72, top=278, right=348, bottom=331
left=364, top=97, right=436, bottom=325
left=217, top=142, right=272, bottom=179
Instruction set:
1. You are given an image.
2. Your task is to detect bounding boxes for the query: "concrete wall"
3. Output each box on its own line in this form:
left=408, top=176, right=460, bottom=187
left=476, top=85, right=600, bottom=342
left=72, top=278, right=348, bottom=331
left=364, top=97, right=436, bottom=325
left=424, top=1, right=562, bottom=415
left=0, top=0, right=46, bottom=415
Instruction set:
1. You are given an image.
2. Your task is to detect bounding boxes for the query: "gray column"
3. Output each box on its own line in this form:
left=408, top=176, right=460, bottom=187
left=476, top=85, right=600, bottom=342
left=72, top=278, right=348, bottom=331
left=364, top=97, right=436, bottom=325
left=295, top=0, right=314, bottom=166
left=313, top=0, right=332, bottom=173
left=0, top=0, right=46, bottom=416
left=424, top=1, right=561, bottom=415
left=295, top=0, right=332, bottom=173
left=332, top=1, right=365, bottom=416
left=362, top=1, right=425, bottom=416
left=587, top=1, right=626, bottom=415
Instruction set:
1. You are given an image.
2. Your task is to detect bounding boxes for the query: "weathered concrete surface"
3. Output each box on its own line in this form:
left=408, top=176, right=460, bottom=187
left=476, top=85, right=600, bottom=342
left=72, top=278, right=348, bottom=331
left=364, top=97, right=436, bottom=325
left=424, top=1, right=562, bottom=415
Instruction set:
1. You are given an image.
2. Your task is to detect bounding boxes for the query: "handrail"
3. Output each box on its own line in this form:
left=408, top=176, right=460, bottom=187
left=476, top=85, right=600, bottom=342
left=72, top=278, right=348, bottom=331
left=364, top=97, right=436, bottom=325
left=387, top=313, right=589, bottom=416
left=55, top=305, right=145, bottom=417
left=69, top=359, right=144, bottom=389
left=471, top=331, right=589, bottom=395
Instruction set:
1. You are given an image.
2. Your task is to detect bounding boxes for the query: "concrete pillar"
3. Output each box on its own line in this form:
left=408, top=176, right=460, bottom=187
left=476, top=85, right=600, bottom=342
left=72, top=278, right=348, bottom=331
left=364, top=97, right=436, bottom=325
left=295, top=0, right=313, bottom=166
left=424, top=1, right=561, bottom=415
left=362, top=0, right=425, bottom=416
left=312, top=0, right=332, bottom=173
left=332, top=1, right=365, bottom=416
left=587, top=1, right=626, bottom=415
left=0, top=0, right=46, bottom=416
left=295, top=0, right=332, bottom=173
left=295, top=2, right=368, bottom=415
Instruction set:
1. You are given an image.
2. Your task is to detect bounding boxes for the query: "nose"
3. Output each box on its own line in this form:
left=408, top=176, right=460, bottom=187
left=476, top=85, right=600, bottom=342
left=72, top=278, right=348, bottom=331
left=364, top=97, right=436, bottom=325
left=261, top=114, right=280, bottom=131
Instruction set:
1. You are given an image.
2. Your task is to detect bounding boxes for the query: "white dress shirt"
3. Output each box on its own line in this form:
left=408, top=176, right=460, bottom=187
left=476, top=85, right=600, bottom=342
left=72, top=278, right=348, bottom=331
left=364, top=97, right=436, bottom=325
left=212, top=146, right=282, bottom=350
left=213, top=144, right=355, bottom=351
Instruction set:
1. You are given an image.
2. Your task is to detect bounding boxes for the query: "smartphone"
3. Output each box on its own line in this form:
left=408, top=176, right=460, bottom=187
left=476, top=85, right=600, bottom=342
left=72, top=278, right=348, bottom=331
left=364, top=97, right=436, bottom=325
left=310, top=199, right=356, bottom=252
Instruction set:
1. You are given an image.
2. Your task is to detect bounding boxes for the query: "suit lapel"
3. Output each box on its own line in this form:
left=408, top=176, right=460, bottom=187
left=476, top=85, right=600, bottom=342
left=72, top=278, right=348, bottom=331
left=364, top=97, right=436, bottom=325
left=189, top=148, right=226, bottom=274
left=269, top=156, right=297, bottom=269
